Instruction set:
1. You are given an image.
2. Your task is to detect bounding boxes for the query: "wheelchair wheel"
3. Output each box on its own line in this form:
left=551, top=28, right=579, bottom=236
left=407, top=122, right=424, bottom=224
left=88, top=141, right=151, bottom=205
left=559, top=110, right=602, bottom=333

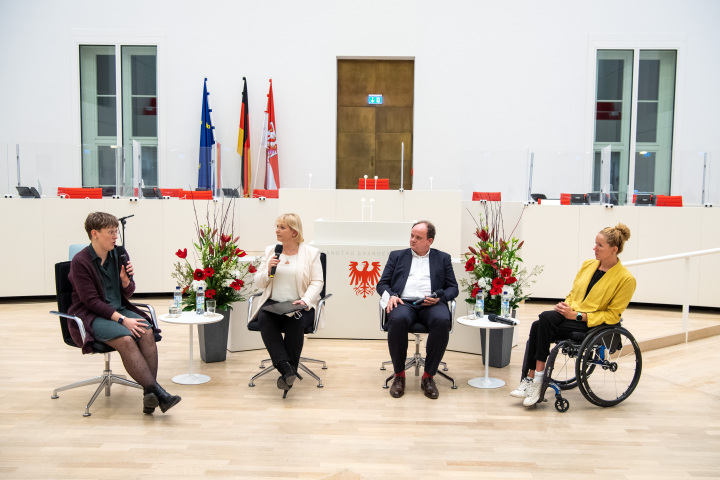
left=551, top=341, right=579, bottom=390
left=555, top=397, right=570, bottom=412
left=575, top=326, right=642, bottom=407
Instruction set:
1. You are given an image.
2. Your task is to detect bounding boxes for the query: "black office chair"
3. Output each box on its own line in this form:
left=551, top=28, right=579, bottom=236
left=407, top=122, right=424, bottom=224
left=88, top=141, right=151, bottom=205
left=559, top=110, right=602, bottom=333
left=50, top=261, right=160, bottom=417
left=246, top=252, right=332, bottom=389
left=379, top=299, right=458, bottom=389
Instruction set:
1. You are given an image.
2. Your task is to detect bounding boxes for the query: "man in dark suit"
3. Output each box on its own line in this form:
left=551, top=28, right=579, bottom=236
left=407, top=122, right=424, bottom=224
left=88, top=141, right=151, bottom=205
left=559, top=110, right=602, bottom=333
left=377, top=220, right=458, bottom=399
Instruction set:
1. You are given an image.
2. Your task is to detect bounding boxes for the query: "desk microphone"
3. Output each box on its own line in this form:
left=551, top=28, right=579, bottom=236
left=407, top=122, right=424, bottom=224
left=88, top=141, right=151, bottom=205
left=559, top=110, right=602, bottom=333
left=270, top=244, right=283, bottom=278
left=116, top=245, right=133, bottom=281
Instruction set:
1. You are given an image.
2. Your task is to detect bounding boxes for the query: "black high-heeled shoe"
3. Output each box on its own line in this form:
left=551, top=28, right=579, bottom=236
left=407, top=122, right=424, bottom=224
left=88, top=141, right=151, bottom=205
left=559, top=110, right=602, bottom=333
left=142, top=386, right=159, bottom=414
left=276, top=361, right=301, bottom=398
left=148, top=383, right=181, bottom=413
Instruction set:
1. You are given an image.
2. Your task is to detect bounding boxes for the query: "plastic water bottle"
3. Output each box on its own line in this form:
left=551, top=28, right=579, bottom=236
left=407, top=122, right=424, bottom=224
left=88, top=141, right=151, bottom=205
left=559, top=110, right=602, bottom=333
left=174, top=286, right=182, bottom=308
left=474, top=289, right=485, bottom=318
left=196, top=286, right=205, bottom=314
left=501, top=289, right=511, bottom=318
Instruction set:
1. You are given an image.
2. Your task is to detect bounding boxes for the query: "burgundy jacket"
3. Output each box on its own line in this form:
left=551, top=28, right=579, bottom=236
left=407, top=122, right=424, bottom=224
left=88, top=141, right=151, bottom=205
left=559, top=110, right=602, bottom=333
left=67, top=246, right=153, bottom=354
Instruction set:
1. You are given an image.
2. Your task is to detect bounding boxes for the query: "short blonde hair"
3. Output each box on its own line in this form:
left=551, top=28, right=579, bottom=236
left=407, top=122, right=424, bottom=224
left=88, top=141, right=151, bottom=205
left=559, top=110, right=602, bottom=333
left=84, top=212, right=119, bottom=240
left=276, top=213, right=304, bottom=243
left=600, top=222, right=632, bottom=254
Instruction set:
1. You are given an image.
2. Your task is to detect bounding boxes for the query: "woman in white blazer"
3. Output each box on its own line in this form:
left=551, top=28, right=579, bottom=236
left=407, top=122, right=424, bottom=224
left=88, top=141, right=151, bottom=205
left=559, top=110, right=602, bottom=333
left=252, top=213, right=323, bottom=396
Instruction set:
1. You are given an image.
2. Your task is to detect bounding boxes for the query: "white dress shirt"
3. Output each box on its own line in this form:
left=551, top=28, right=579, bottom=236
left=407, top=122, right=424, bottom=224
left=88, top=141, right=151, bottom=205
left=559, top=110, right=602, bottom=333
left=400, top=249, right=432, bottom=299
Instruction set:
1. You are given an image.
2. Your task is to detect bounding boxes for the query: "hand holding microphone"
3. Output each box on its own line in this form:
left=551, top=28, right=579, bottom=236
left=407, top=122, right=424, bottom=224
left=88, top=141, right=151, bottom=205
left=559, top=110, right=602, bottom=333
left=413, top=289, right=444, bottom=306
left=116, top=245, right=133, bottom=282
left=269, top=244, right=283, bottom=277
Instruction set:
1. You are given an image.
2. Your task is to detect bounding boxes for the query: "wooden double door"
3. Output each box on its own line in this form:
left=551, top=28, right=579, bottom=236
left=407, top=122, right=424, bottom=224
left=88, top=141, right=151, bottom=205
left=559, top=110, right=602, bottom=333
left=336, top=60, right=414, bottom=190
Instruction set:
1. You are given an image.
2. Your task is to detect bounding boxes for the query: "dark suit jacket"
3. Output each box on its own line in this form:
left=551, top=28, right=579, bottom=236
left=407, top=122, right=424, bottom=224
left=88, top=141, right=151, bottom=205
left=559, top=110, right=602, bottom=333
left=376, top=248, right=459, bottom=304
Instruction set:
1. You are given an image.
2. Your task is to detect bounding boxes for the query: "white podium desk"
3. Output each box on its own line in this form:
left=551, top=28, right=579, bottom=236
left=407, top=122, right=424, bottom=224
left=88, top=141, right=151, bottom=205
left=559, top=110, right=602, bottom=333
left=312, top=220, right=412, bottom=340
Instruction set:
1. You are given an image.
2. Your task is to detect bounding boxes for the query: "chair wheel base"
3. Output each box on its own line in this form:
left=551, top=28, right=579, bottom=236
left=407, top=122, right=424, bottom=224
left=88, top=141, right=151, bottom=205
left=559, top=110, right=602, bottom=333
left=51, top=394, right=59, bottom=399
left=83, top=412, right=91, bottom=417
left=451, top=385, right=459, bottom=389
left=248, top=383, right=255, bottom=387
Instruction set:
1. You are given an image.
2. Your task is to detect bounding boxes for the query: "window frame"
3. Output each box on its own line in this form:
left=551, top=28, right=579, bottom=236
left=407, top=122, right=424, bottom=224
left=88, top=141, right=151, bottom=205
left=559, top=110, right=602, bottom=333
left=71, top=30, right=165, bottom=190
left=585, top=35, right=685, bottom=202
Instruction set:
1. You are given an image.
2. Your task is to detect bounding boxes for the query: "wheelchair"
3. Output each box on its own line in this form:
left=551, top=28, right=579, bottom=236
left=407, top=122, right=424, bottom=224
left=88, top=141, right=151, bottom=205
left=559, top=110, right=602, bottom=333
left=521, top=322, right=642, bottom=412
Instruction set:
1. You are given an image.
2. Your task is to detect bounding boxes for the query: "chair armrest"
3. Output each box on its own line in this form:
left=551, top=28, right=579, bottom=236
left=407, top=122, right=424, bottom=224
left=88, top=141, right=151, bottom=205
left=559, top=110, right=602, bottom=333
left=379, top=302, right=387, bottom=331
left=50, top=311, right=87, bottom=342
left=132, top=302, right=159, bottom=329
left=310, top=293, right=332, bottom=334
left=448, top=299, right=456, bottom=334
left=246, top=291, right=263, bottom=325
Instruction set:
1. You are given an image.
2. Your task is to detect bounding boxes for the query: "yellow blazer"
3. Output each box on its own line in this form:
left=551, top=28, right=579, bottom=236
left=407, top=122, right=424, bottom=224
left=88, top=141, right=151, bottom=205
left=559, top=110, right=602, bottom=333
left=565, top=259, right=636, bottom=328
left=251, top=242, right=325, bottom=327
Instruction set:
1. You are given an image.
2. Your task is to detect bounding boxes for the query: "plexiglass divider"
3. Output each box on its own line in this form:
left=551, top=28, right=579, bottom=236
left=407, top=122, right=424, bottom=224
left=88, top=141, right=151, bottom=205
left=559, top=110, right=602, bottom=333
left=526, top=150, right=593, bottom=201
left=0, top=143, right=716, bottom=204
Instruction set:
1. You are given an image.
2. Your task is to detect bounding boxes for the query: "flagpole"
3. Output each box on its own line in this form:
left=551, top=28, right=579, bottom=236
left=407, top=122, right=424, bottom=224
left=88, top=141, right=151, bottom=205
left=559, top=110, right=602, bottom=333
left=252, top=110, right=268, bottom=193
left=399, top=142, right=404, bottom=192
left=253, top=78, right=273, bottom=192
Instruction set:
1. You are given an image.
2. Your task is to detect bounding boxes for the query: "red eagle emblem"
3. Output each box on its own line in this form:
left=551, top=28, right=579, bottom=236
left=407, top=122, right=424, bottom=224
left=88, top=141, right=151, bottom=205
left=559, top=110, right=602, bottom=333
left=348, top=261, right=382, bottom=298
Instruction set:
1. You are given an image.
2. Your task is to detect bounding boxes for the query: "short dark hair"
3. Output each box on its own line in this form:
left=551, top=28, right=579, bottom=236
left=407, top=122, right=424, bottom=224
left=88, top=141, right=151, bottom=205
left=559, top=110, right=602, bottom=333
left=413, top=220, right=436, bottom=240
left=84, top=212, right=119, bottom=239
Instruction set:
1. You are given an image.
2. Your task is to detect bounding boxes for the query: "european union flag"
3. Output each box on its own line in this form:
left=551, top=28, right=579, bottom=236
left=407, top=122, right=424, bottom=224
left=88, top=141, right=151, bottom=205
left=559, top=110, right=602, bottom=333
left=198, top=78, right=215, bottom=190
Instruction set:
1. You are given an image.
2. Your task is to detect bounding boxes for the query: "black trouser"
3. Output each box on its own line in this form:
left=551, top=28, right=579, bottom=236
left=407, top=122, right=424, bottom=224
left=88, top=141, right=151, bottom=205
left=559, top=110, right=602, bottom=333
left=526, top=310, right=589, bottom=365
left=387, top=302, right=451, bottom=376
left=258, top=300, right=315, bottom=368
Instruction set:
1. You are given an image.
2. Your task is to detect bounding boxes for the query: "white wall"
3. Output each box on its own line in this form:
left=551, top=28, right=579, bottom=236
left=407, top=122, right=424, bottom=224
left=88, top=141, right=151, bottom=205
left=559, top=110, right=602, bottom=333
left=1, top=0, right=719, bottom=202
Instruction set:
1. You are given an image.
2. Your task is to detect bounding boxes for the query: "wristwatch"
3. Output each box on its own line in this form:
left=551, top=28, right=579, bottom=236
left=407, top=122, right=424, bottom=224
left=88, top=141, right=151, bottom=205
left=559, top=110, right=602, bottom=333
left=118, top=316, right=125, bottom=325
left=576, top=312, right=583, bottom=322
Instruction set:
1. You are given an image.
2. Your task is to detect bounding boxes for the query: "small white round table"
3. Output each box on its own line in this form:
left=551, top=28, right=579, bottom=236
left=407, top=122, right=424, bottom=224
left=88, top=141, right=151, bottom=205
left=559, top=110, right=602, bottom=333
left=457, top=315, right=518, bottom=389
left=159, top=311, right=224, bottom=385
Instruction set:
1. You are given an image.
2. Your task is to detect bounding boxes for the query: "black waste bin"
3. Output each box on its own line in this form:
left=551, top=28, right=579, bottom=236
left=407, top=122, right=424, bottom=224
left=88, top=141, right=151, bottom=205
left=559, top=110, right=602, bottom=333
left=480, top=326, right=515, bottom=368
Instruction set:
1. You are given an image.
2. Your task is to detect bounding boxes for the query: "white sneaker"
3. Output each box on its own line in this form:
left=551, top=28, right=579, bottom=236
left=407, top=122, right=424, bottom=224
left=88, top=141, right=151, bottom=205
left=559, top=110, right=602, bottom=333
left=510, top=377, right=532, bottom=398
left=523, top=379, right=543, bottom=407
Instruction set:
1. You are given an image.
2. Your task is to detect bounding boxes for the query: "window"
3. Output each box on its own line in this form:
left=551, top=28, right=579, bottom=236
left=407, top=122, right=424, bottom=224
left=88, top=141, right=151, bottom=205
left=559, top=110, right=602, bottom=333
left=80, top=45, right=158, bottom=190
left=592, top=49, right=677, bottom=203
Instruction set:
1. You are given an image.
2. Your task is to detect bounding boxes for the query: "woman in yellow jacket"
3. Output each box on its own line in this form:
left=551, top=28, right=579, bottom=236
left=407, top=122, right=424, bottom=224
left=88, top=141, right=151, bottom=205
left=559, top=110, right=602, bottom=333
left=512, top=223, right=636, bottom=407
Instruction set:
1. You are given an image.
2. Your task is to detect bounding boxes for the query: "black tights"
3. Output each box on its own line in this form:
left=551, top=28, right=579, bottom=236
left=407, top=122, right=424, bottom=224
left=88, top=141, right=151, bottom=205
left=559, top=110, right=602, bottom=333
left=105, top=328, right=158, bottom=388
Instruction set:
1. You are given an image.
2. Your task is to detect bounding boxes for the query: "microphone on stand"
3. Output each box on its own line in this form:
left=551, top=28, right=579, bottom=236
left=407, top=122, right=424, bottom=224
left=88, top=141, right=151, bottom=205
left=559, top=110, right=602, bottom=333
left=270, top=244, right=283, bottom=278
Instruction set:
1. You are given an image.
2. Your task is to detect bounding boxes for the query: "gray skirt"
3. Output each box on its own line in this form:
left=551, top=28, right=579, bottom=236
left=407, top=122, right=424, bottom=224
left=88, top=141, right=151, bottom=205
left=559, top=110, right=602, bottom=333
left=91, top=309, right=150, bottom=342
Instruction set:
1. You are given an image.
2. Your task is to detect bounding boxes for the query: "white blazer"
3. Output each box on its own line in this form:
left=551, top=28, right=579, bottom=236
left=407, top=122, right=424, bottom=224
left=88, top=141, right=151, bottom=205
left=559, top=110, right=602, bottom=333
left=251, top=242, right=325, bottom=328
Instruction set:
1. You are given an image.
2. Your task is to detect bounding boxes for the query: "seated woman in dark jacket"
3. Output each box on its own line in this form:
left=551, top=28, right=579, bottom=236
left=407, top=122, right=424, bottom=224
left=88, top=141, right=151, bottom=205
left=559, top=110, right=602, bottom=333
left=68, top=212, right=180, bottom=414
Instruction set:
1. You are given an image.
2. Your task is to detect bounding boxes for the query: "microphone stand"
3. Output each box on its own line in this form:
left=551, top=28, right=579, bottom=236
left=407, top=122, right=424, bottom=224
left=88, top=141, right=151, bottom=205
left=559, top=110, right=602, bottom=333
left=118, top=214, right=135, bottom=248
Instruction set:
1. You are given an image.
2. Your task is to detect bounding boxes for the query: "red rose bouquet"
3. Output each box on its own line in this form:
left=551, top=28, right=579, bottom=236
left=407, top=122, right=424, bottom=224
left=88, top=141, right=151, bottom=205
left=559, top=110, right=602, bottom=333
left=171, top=200, right=258, bottom=311
left=460, top=203, right=543, bottom=313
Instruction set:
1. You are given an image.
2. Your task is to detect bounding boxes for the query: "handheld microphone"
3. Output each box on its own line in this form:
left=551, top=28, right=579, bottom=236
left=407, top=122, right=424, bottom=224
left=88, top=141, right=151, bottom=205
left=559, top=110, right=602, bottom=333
left=270, top=244, right=283, bottom=278
left=115, top=245, right=133, bottom=281
left=412, top=290, right=442, bottom=305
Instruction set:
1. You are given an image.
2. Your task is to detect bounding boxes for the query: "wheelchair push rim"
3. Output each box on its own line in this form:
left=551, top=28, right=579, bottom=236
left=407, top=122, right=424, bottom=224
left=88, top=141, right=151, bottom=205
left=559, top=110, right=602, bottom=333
left=548, top=340, right=580, bottom=391
left=575, top=326, right=642, bottom=407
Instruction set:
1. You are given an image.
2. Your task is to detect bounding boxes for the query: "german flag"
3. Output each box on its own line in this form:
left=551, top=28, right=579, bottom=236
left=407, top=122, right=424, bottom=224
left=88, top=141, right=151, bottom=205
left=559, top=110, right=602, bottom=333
left=237, top=77, right=251, bottom=197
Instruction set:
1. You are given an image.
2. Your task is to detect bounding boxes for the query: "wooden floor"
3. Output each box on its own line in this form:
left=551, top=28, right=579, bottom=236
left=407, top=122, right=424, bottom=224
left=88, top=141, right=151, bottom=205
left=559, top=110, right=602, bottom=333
left=1, top=298, right=719, bottom=479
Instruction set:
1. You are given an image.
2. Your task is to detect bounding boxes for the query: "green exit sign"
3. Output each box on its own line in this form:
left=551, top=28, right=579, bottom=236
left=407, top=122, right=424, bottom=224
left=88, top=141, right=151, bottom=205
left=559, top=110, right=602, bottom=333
left=368, top=94, right=383, bottom=105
